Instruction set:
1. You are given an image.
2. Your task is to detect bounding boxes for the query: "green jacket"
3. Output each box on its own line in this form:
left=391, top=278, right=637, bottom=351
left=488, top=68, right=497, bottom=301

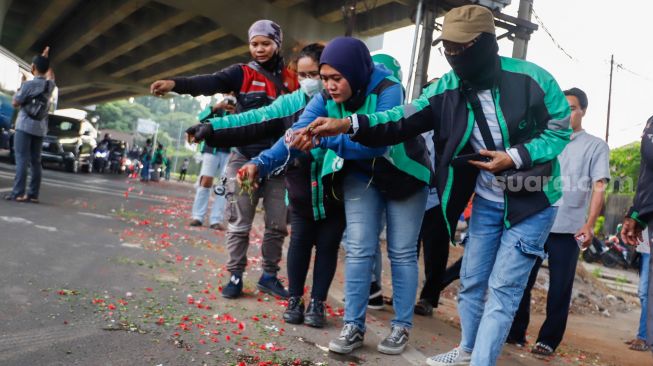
left=350, top=56, right=572, bottom=233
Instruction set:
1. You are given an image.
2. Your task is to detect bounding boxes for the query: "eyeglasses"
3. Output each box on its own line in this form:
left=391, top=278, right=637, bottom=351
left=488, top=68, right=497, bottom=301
left=297, top=71, right=320, bottom=79
left=442, top=37, right=479, bottom=56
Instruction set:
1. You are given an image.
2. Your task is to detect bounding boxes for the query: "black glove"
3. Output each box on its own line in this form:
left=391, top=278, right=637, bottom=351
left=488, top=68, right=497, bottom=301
left=185, top=123, right=213, bottom=143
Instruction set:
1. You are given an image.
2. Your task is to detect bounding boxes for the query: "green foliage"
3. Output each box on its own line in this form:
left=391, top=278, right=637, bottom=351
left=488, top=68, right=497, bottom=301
left=594, top=216, right=605, bottom=238
left=89, top=100, right=151, bottom=132
left=609, top=142, right=641, bottom=194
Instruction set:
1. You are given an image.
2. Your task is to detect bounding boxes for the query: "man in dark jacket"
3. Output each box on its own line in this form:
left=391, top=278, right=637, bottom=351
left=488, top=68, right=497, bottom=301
left=622, top=116, right=653, bottom=352
left=306, top=5, right=570, bottom=366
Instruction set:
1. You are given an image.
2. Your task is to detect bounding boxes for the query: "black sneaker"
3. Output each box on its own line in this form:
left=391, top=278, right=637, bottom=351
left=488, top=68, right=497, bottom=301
left=221, top=273, right=243, bottom=299
left=329, top=323, right=365, bottom=354
left=189, top=219, right=202, bottom=227
left=377, top=325, right=410, bottom=355
left=304, top=298, right=326, bottom=328
left=257, top=273, right=289, bottom=299
left=368, top=281, right=384, bottom=310
left=283, top=296, right=305, bottom=324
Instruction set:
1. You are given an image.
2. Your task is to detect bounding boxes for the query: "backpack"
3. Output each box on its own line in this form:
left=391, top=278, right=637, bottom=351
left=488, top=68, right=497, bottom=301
left=23, top=81, right=50, bottom=120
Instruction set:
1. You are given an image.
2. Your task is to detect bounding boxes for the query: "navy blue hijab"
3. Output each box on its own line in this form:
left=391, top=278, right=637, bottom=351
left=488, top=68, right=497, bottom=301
left=320, top=37, right=374, bottom=111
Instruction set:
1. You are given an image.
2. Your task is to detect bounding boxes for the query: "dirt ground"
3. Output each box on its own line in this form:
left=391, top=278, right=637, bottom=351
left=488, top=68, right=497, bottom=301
left=410, top=245, right=653, bottom=366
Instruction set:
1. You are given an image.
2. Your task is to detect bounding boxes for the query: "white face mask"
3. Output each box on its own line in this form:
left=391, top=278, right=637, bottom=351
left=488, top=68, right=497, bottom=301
left=299, top=78, right=323, bottom=98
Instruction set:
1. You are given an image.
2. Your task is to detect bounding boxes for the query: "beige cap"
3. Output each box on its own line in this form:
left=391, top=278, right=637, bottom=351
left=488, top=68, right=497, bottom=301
left=436, top=5, right=495, bottom=44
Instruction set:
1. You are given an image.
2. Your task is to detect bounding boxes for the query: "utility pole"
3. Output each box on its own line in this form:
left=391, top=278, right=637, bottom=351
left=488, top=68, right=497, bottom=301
left=406, top=0, right=424, bottom=101
left=411, top=4, right=436, bottom=100
left=606, top=54, right=614, bottom=143
left=173, top=122, right=183, bottom=175
left=512, top=0, right=533, bottom=60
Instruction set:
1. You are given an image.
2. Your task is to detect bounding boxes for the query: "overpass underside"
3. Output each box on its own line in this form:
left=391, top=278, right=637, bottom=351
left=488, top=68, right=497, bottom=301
left=1, top=0, right=446, bottom=108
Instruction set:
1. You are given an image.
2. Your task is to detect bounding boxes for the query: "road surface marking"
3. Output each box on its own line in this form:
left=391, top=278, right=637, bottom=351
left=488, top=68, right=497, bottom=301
left=121, top=242, right=142, bottom=249
left=0, top=216, right=33, bottom=225
left=78, top=212, right=112, bottom=219
left=35, top=225, right=58, bottom=232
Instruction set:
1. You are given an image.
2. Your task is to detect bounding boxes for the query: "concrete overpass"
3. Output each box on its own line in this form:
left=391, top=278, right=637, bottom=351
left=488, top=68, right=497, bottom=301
left=0, top=0, right=535, bottom=108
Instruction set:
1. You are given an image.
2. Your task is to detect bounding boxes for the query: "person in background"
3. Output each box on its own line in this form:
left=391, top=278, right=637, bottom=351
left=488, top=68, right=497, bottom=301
left=140, top=138, right=153, bottom=182
left=5, top=46, right=55, bottom=203
left=163, top=152, right=171, bottom=181
left=150, top=143, right=164, bottom=182
left=189, top=98, right=234, bottom=230
left=179, top=158, right=190, bottom=182
left=150, top=19, right=299, bottom=299
left=508, top=87, right=610, bottom=356
left=621, top=115, right=653, bottom=354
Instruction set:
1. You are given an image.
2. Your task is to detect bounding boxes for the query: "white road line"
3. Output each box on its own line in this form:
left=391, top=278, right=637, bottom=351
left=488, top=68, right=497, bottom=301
left=0, top=171, right=163, bottom=203
left=77, top=212, right=112, bottom=219
left=121, top=242, right=142, bottom=249
left=0, top=187, right=12, bottom=192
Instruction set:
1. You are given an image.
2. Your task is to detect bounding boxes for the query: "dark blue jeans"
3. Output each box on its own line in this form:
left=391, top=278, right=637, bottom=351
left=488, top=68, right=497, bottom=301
left=11, top=130, right=43, bottom=199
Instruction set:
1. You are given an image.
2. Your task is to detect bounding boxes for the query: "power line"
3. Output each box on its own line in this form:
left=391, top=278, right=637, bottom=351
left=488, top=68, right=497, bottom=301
left=531, top=7, right=576, bottom=60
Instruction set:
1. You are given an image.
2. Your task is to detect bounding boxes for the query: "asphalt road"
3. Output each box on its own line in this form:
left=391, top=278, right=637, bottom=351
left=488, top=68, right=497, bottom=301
left=0, top=159, right=611, bottom=366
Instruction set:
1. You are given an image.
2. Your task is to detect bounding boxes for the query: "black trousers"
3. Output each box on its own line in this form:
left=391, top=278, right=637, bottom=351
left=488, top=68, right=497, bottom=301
left=418, top=206, right=452, bottom=306
left=286, top=208, right=346, bottom=301
left=509, top=233, right=580, bottom=349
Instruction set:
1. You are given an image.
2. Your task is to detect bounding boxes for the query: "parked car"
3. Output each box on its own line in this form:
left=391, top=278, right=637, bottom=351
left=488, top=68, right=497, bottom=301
left=41, top=114, right=97, bottom=173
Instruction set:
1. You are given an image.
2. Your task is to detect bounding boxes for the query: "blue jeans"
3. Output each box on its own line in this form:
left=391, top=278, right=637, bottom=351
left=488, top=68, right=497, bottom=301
left=140, top=160, right=150, bottom=181
left=12, top=130, right=43, bottom=198
left=638, top=252, right=650, bottom=341
left=192, top=152, right=229, bottom=225
left=342, top=173, right=427, bottom=330
left=459, top=196, right=556, bottom=366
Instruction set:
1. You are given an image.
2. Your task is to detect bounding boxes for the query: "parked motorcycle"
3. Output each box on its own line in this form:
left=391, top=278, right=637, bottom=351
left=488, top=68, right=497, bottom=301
left=583, top=225, right=640, bottom=270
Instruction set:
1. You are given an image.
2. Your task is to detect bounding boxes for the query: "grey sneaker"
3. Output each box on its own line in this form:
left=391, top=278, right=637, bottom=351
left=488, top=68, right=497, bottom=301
left=426, top=347, right=471, bottom=366
left=377, top=325, right=410, bottom=355
left=328, top=323, right=364, bottom=354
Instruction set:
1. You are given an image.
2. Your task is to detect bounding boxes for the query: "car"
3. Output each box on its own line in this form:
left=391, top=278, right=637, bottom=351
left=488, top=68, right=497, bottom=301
left=41, top=114, right=97, bottom=173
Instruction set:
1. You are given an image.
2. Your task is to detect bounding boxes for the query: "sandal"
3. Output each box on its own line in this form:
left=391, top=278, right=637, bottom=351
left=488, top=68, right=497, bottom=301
left=628, top=339, right=650, bottom=352
left=531, top=342, right=554, bottom=356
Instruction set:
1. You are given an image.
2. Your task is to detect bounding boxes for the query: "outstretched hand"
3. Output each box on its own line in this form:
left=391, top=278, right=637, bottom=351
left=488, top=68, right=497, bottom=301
left=185, top=123, right=213, bottom=144
left=289, top=128, right=319, bottom=152
left=305, top=117, right=350, bottom=137
left=150, top=80, right=175, bottom=97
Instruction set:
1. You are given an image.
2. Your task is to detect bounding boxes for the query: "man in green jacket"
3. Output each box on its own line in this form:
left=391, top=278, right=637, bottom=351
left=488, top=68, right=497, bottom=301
left=305, top=5, right=571, bottom=366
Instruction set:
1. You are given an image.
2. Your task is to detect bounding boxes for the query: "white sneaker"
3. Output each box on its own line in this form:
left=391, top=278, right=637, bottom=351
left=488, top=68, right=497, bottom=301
left=426, top=347, right=472, bottom=366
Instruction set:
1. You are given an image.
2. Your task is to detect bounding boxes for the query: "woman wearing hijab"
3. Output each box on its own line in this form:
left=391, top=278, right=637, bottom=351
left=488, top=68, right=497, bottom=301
left=237, top=37, right=432, bottom=355
left=150, top=20, right=298, bottom=300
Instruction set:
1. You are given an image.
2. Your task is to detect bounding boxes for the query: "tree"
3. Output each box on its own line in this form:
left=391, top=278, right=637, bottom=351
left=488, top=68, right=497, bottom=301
left=609, top=142, right=641, bottom=194
left=89, top=100, right=152, bottom=132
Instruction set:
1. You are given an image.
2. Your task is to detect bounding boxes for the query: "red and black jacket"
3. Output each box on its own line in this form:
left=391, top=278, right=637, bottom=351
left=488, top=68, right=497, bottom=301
left=171, top=62, right=298, bottom=158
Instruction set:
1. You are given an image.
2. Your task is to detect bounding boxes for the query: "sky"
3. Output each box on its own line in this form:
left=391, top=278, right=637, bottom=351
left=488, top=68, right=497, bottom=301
left=377, top=0, right=653, bottom=148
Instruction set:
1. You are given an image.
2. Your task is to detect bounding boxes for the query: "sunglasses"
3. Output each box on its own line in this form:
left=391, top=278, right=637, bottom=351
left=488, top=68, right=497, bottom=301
left=442, top=36, right=480, bottom=56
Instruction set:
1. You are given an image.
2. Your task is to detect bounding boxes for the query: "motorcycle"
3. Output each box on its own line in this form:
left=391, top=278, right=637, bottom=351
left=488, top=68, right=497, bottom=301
left=583, top=225, right=640, bottom=270
left=92, top=146, right=109, bottom=173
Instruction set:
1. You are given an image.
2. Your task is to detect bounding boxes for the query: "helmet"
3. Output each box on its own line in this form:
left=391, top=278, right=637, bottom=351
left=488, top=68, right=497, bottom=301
left=372, top=53, right=402, bottom=82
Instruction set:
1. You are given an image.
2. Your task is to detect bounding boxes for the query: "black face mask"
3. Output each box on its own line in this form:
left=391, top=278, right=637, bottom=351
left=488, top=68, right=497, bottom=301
left=445, top=33, right=499, bottom=89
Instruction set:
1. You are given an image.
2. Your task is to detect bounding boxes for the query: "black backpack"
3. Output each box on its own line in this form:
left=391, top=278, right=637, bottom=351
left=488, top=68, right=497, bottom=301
left=23, top=82, right=50, bottom=120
